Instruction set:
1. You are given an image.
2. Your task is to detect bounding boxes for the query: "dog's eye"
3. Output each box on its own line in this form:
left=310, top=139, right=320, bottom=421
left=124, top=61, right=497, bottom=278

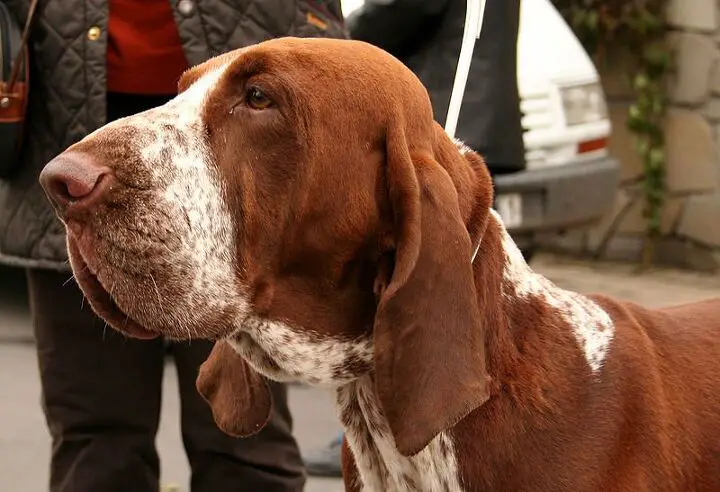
left=247, top=86, right=272, bottom=110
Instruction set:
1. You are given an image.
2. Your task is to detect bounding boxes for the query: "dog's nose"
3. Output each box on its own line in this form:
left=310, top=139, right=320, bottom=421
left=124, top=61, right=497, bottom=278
left=39, top=152, right=110, bottom=214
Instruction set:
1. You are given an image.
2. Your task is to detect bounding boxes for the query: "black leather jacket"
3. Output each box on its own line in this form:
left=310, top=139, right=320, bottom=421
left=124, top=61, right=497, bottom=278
left=0, top=0, right=346, bottom=270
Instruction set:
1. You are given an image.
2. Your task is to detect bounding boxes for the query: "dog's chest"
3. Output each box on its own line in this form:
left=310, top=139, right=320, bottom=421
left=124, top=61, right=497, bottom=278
left=336, top=378, right=464, bottom=492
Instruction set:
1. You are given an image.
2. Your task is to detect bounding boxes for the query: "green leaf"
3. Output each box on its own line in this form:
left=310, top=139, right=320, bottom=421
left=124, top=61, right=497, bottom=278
left=636, top=138, right=650, bottom=156
left=638, top=8, right=663, bottom=34
left=647, top=147, right=665, bottom=170
left=586, top=10, right=599, bottom=31
left=572, top=9, right=587, bottom=31
left=644, top=47, right=671, bottom=71
left=651, top=97, right=665, bottom=115
left=634, top=73, right=650, bottom=90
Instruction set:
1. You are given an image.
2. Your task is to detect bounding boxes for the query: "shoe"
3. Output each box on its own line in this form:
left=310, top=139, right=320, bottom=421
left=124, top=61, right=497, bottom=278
left=302, top=433, right=344, bottom=478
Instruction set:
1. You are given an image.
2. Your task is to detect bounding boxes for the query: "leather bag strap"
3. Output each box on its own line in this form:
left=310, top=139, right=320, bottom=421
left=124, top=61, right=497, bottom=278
left=7, top=0, right=40, bottom=91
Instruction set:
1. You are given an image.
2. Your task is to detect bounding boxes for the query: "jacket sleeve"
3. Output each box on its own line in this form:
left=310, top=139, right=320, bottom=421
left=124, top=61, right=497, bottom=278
left=346, top=0, right=450, bottom=55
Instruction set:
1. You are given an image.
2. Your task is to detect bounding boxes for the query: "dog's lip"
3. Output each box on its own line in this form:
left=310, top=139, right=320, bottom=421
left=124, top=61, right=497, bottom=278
left=67, top=236, right=159, bottom=340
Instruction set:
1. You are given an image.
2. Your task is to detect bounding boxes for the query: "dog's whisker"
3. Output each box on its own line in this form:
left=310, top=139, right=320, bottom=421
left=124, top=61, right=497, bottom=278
left=149, top=274, right=164, bottom=311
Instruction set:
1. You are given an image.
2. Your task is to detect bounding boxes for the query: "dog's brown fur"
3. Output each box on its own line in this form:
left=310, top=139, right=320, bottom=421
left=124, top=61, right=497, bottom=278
left=40, top=38, right=720, bottom=491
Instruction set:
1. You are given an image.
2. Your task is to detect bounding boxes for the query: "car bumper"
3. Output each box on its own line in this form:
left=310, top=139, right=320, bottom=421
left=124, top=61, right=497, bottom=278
left=492, top=155, right=620, bottom=236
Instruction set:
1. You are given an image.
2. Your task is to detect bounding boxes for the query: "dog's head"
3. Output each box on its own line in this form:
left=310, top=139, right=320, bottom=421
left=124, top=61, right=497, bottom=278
left=40, top=38, right=492, bottom=456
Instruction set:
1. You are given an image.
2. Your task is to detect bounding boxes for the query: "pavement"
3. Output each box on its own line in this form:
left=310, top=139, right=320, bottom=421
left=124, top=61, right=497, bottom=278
left=1, top=253, right=718, bottom=491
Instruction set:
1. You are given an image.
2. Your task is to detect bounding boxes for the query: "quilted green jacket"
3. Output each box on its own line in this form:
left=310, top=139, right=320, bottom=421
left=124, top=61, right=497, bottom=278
left=0, top=0, right=346, bottom=271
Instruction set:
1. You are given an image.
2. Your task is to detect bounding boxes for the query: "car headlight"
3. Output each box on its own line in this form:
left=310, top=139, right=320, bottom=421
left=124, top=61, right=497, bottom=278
left=559, top=83, right=608, bottom=126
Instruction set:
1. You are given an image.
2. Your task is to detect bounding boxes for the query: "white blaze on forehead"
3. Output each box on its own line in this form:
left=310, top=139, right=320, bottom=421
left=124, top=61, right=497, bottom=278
left=120, top=62, right=245, bottom=326
left=139, top=63, right=230, bottom=164
left=171, top=64, right=230, bottom=125
left=490, top=210, right=615, bottom=374
left=143, top=63, right=243, bottom=314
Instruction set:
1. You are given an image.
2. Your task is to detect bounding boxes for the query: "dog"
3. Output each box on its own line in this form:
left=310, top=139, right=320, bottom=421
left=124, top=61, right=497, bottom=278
left=39, top=37, right=720, bottom=491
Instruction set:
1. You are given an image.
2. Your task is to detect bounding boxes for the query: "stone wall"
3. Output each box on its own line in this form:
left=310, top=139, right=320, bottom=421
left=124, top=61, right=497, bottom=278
left=547, top=0, right=720, bottom=272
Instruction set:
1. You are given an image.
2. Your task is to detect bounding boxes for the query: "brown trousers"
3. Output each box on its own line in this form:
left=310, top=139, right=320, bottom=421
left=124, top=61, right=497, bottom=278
left=27, top=93, right=304, bottom=492
left=28, top=262, right=304, bottom=492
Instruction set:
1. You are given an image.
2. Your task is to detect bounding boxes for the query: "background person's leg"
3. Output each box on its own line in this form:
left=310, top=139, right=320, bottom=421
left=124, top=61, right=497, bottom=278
left=28, top=269, right=166, bottom=492
left=173, top=341, right=306, bottom=492
left=302, top=431, right=344, bottom=478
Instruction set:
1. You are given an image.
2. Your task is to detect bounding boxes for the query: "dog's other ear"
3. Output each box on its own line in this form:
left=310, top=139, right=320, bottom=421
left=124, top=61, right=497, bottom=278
left=373, top=124, right=491, bottom=457
left=196, top=340, right=273, bottom=437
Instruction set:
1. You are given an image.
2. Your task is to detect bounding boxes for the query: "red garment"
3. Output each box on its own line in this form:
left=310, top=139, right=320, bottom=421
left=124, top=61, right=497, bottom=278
left=106, top=0, right=189, bottom=95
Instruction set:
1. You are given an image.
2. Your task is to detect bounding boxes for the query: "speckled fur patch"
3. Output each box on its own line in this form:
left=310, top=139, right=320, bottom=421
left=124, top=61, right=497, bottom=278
left=337, top=377, right=464, bottom=492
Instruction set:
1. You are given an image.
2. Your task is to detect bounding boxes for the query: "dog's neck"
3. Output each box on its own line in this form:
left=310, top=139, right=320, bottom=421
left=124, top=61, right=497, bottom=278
left=336, top=210, right=615, bottom=490
left=477, top=211, right=614, bottom=390
left=336, top=377, right=465, bottom=492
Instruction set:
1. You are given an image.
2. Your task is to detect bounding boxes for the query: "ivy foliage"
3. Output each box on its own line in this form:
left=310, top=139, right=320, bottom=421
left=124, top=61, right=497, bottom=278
left=551, top=0, right=671, bottom=266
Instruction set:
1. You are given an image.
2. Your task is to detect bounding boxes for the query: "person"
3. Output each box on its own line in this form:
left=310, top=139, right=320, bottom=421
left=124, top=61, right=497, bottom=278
left=0, top=1, right=347, bottom=491
left=301, top=0, right=525, bottom=477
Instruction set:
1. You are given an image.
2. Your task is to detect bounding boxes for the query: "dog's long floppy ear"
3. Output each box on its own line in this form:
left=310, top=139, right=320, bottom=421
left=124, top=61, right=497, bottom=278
left=374, top=124, right=491, bottom=457
left=196, top=340, right=273, bottom=437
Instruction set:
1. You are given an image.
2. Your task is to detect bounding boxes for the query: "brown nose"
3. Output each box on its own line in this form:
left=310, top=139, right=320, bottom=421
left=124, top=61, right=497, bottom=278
left=39, top=152, right=110, bottom=215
